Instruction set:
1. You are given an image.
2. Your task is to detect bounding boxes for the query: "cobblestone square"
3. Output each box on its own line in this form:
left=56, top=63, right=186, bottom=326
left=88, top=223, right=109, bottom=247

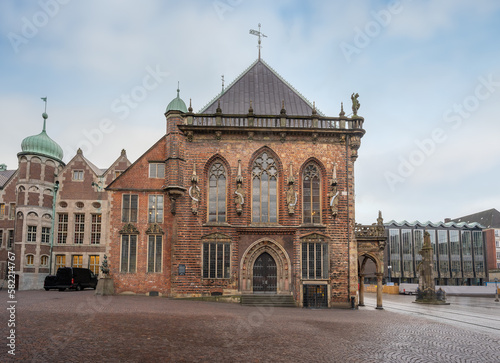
left=1, top=290, right=499, bottom=362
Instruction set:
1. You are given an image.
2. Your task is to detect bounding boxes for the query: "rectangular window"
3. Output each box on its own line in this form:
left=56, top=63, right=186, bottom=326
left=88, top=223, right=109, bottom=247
left=202, top=243, right=230, bottom=278
left=401, top=229, right=413, bottom=276
left=41, top=255, right=48, bottom=267
left=26, top=255, right=34, bottom=266
left=114, top=171, right=122, bottom=179
left=0, top=203, right=4, bottom=218
left=121, top=235, right=137, bottom=273
left=7, top=230, right=14, bottom=249
left=74, top=214, right=85, bottom=244
left=57, top=213, right=68, bottom=244
left=9, top=203, right=15, bottom=219
left=413, top=229, right=423, bottom=263
left=72, top=255, right=83, bottom=268
left=427, top=230, right=437, bottom=272
left=56, top=255, right=66, bottom=270
left=41, top=227, right=50, bottom=243
left=91, top=214, right=101, bottom=244
left=122, top=194, right=138, bottom=223
left=148, top=195, right=164, bottom=223
left=449, top=230, right=460, bottom=255
left=301, top=243, right=328, bottom=279
left=149, top=163, right=165, bottom=178
left=472, top=231, right=483, bottom=257
left=389, top=229, right=401, bottom=274
left=89, top=255, right=100, bottom=275
left=27, top=226, right=37, bottom=242
left=437, top=230, right=449, bottom=277
left=497, top=252, right=500, bottom=260
left=73, top=170, right=84, bottom=180
left=0, top=230, right=3, bottom=248
left=462, top=230, right=472, bottom=255
left=147, top=235, right=162, bottom=273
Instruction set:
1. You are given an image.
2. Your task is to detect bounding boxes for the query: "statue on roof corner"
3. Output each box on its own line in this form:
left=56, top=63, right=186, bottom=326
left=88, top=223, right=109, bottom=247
left=351, top=93, right=360, bottom=116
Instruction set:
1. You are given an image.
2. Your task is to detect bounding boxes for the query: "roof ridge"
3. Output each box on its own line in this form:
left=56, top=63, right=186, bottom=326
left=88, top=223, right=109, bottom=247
left=259, top=58, right=325, bottom=116
left=198, top=58, right=325, bottom=116
left=198, top=59, right=260, bottom=113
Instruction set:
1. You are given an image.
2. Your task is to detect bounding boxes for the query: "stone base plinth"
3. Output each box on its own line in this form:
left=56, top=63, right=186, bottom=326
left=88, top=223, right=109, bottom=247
left=95, top=277, right=114, bottom=296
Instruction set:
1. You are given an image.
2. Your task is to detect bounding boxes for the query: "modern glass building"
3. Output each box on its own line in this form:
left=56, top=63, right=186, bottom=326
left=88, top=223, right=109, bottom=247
left=385, top=221, right=487, bottom=286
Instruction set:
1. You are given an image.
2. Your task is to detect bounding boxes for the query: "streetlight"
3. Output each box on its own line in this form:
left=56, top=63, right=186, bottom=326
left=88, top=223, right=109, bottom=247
left=495, top=278, right=499, bottom=303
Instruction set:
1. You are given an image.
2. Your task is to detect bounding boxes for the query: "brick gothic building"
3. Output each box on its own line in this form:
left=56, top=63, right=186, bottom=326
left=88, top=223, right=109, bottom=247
left=107, top=58, right=366, bottom=307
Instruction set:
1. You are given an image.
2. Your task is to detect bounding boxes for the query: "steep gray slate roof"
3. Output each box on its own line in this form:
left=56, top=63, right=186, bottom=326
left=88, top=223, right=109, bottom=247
left=199, top=59, right=320, bottom=116
left=450, top=208, right=500, bottom=229
left=0, top=170, right=16, bottom=189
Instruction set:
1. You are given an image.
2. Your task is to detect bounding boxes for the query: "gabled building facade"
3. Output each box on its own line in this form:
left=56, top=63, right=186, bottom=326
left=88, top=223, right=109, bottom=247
left=0, top=112, right=130, bottom=290
left=107, top=58, right=366, bottom=307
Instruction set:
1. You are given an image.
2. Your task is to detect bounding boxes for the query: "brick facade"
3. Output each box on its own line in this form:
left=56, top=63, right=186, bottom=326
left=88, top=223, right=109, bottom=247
left=107, top=59, right=365, bottom=307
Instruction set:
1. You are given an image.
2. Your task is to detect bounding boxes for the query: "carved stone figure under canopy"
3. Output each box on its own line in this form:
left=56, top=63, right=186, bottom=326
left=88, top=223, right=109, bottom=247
left=234, top=160, right=245, bottom=215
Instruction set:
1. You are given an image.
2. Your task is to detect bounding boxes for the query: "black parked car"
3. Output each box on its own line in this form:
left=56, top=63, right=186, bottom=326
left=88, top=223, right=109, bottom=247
left=44, top=267, right=98, bottom=291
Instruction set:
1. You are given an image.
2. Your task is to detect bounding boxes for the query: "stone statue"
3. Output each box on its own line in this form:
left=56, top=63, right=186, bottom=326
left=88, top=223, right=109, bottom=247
left=234, top=160, right=245, bottom=215
left=189, top=185, right=201, bottom=215
left=189, top=163, right=201, bottom=215
left=286, top=184, right=297, bottom=215
left=351, top=93, right=360, bottom=116
left=234, top=183, right=245, bottom=215
left=328, top=184, right=339, bottom=217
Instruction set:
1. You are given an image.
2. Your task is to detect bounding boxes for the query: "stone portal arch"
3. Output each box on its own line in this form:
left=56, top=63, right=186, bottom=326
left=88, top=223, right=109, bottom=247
left=240, top=239, right=291, bottom=295
left=355, top=216, right=387, bottom=309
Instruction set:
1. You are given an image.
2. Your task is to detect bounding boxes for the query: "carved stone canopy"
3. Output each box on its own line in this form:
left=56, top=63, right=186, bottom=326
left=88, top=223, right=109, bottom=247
left=146, top=223, right=164, bottom=235
left=119, top=223, right=139, bottom=234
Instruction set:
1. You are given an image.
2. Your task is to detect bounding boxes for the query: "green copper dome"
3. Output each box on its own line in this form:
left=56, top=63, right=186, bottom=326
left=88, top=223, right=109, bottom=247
left=20, top=113, right=64, bottom=162
left=166, top=88, right=188, bottom=113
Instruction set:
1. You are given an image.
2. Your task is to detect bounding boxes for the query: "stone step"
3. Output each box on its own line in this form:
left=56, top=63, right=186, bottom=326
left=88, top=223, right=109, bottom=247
left=241, top=294, right=296, bottom=307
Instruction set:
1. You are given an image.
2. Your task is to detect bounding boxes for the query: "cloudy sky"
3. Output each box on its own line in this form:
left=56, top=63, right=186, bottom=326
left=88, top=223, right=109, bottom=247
left=1, top=0, right=499, bottom=224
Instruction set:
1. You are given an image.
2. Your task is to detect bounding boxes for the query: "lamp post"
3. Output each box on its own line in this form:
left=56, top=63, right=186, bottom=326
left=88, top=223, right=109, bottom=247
left=49, top=181, right=59, bottom=275
left=495, top=278, right=499, bottom=302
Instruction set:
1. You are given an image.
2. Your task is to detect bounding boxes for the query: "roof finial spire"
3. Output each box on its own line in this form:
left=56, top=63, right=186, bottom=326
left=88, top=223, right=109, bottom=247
left=249, top=23, right=267, bottom=60
left=221, top=75, right=225, bottom=93
left=177, top=81, right=180, bottom=98
left=41, top=97, right=48, bottom=132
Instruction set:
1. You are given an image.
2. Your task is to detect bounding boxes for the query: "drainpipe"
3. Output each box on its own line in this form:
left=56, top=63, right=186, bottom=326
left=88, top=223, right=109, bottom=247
left=49, top=181, right=59, bottom=275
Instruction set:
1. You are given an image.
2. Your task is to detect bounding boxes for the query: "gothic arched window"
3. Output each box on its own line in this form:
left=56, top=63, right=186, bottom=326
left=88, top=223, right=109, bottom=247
left=208, top=162, right=226, bottom=222
left=252, top=152, right=278, bottom=223
left=303, top=164, right=321, bottom=224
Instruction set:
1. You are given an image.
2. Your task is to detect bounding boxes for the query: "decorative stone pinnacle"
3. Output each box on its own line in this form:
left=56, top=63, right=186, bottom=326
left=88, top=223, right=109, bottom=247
left=188, top=98, right=193, bottom=113
left=312, top=101, right=317, bottom=115
left=216, top=99, right=222, bottom=114
left=280, top=100, right=286, bottom=115
left=191, top=163, right=198, bottom=183
left=236, top=159, right=243, bottom=184
left=288, top=162, right=295, bottom=184
left=339, top=102, right=345, bottom=117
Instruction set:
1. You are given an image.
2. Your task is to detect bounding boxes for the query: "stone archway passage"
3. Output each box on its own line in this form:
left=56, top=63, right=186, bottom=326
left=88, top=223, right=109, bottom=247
left=253, top=252, right=277, bottom=293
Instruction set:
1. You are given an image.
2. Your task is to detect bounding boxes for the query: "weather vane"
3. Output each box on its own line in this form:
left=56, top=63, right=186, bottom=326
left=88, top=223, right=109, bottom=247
left=41, top=97, right=47, bottom=113
left=221, top=75, right=224, bottom=93
left=249, top=23, right=267, bottom=60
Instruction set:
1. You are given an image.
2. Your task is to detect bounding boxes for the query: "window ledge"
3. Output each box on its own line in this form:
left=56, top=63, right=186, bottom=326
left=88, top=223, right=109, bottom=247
left=203, top=222, right=232, bottom=227
left=298, top=224, right=327, bottom=228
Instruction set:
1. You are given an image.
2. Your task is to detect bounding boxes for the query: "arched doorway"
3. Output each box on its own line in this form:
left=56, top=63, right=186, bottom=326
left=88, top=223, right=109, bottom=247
left=252, top=252, right=277, bottom=293
left=240, top=239, right=292, bottom=295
